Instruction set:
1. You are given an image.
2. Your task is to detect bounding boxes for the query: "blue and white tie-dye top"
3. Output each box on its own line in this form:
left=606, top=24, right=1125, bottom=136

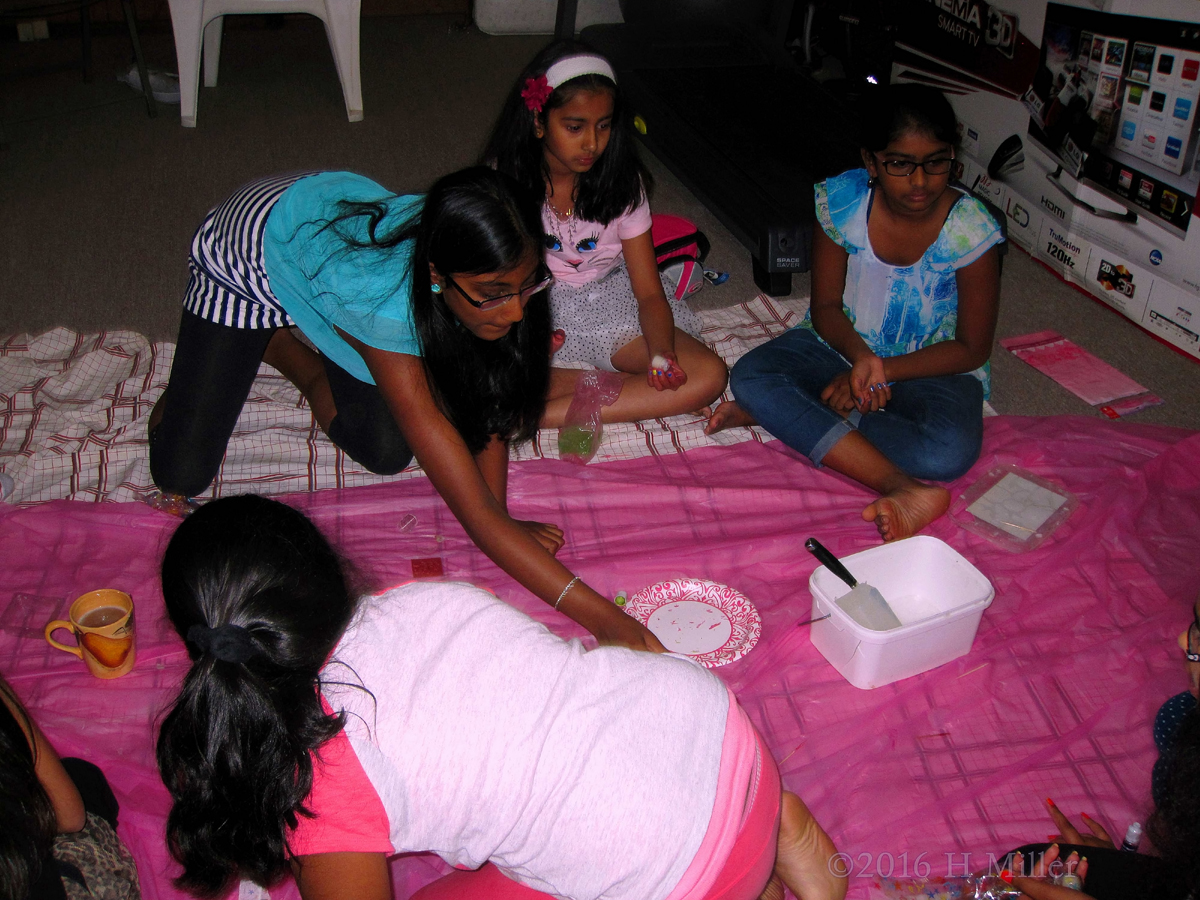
left=801, top=168, right=1003, bottom=397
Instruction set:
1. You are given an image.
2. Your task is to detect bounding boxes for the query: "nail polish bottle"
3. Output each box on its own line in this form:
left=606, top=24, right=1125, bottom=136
left=1121, top=821, right=1142, bottom=852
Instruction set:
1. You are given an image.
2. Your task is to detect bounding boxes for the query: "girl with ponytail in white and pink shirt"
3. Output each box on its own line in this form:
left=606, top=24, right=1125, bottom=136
left=156, top=495, right=845, bottom=900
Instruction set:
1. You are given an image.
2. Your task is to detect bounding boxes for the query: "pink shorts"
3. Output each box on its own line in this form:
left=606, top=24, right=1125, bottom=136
left=411, top=692, right=781, bottom=900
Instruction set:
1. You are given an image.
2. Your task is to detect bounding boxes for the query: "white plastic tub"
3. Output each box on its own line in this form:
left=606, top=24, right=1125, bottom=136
left=808, top=536, right=994, bottom=690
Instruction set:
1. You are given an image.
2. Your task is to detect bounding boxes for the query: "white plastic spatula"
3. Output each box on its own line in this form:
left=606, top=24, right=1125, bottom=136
left=805, top=538, right=903, bottom=631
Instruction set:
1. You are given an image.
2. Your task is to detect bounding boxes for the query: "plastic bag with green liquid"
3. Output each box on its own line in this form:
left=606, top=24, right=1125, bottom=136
left=557, top=370, right=623, bottom=464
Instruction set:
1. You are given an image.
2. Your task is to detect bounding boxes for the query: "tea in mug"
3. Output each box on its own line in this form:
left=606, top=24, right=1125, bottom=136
left=78, top=606, right=128, bottom=628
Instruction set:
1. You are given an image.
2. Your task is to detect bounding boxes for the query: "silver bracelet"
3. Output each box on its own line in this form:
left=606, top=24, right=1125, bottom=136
left=554, top=576, right=581, bottom=610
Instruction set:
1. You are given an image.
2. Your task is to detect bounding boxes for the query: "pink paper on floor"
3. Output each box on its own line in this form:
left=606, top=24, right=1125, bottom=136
left=1000, top=330, right=1160, bottom=409
left=1, top=415, right=1197, bottom=900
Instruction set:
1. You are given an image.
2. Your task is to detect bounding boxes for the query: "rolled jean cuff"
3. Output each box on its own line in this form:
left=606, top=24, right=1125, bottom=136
left=809, top=418, right=854, bottom=467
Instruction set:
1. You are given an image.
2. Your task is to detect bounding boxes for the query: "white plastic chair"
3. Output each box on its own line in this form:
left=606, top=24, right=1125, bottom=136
left=167, top=0, right=362, bottom=127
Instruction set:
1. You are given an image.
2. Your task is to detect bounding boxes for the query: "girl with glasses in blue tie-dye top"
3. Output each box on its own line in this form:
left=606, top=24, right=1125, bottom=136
left=708, top=85, right=1004, bottom=543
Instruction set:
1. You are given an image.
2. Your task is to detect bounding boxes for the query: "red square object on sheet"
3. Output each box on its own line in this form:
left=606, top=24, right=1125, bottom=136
left=411, top=558, right=444, bottom=577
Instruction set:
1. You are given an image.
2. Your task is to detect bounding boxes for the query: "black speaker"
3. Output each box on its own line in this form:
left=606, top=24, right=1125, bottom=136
left=753, top=222, right=811, bottom=293
left=762, top=224, right=808, bottom=272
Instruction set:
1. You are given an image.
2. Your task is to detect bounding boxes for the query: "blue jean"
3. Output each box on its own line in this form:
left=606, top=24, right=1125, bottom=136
left=729, top=327, right=984, bottom=481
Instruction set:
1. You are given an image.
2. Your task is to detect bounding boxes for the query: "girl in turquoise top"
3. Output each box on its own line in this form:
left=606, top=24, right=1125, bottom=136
left=708, top=86, right=1004, bottom=541
left=149, top=167, right=662, bottom=653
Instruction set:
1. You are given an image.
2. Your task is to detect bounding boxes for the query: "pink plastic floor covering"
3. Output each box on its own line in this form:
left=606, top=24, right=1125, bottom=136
left=2, top=415, right=1197, bottom=900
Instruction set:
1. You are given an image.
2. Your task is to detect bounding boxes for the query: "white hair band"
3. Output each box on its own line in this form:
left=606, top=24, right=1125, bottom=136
left=544, top=55, right=617, bottom=89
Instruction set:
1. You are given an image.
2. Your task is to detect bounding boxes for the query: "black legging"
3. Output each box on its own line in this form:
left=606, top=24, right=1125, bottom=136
left=149, top=310, right=413, bottom=497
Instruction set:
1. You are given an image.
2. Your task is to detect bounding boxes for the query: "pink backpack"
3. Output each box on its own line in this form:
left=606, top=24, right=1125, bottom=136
left=651, top=213, right=711, bottom=301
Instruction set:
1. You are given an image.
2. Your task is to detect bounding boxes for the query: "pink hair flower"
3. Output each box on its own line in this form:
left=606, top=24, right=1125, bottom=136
left=521, top=75, right=553, bottom=113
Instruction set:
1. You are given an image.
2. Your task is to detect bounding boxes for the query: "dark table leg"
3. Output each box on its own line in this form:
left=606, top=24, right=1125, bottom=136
left=80, top=0, right=91, bottom=82
left=120, top=0, right=156, bottom=117
left=554, top=0, right=577, bottom=40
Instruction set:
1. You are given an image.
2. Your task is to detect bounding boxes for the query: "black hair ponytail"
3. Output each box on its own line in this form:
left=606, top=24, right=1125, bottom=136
left=483, top=40, right=653, bottom=226
left=156, top=495, right=359, bottom=896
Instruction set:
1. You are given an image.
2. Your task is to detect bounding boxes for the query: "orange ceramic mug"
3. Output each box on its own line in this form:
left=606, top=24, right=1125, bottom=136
left=44, top=590, right=136, bottom=679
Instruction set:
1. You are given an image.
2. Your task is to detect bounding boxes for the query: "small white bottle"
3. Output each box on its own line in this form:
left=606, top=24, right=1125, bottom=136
left=1060, top=872, right=1084, bottom=890
left=1121, top=821, right=1142, bottom=852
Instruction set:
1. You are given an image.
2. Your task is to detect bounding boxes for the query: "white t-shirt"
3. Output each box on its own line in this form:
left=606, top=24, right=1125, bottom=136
left=317, top=582, right=729, bottom=900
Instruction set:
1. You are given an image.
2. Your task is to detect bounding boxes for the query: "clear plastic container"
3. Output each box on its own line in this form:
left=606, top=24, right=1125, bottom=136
left=949, top=465, right=1078, bottom=553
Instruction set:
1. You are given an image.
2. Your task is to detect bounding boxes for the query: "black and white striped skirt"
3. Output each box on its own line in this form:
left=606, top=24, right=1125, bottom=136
left=182, top=173, right=315, bottom=329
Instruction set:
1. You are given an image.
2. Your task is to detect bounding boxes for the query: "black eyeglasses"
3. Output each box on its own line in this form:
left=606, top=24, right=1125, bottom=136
left=1187, top=607, right=1200, bottom=663
left=445, top=271, right=553, bottom=311
left=874, top=154, right=956, bottom=177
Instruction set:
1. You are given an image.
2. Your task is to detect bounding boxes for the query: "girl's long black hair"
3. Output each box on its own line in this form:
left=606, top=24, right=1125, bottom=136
left=410, top=168, right=550, bottom=452
left=316, top=167, right=550, bottom=454
left=0, top=677, right=56, bottom=900
left=156, top=495, right=359, bottom=896
left=483, top=40, right=652, bottom=226
left=1145, top=705, right=1200, bottom=899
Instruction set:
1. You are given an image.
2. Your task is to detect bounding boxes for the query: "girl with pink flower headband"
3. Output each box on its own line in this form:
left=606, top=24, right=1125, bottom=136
left=484, top=42, right=729, bottom=427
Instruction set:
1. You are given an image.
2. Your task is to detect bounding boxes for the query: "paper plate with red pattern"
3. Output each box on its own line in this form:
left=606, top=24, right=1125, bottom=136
left=624, top=579, right=761, bottom=668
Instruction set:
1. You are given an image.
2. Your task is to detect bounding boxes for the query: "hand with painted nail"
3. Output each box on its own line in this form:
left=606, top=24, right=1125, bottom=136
left=1006, top=845, right=1095, bottom=898
left=847, top=353, right=890, bottom=412
left=1044, top=798, right=1117, bottom=849
left=647, top=353, right=687, bottom=391
left=1009, top=843, right=1089, bottom=881
left=1008, top=874, right=1096, bottom=899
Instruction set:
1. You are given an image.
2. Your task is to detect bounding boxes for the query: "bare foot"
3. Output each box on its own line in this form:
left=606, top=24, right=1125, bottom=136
left=862, top=482, right=950, bottom=542
left=774, top=791, right=847, bottom=900
left=704, top=400, right=757, bottom=435
left=550, top=329, right=566, bottom=357
left=757, top=874, right=784, bottom=900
